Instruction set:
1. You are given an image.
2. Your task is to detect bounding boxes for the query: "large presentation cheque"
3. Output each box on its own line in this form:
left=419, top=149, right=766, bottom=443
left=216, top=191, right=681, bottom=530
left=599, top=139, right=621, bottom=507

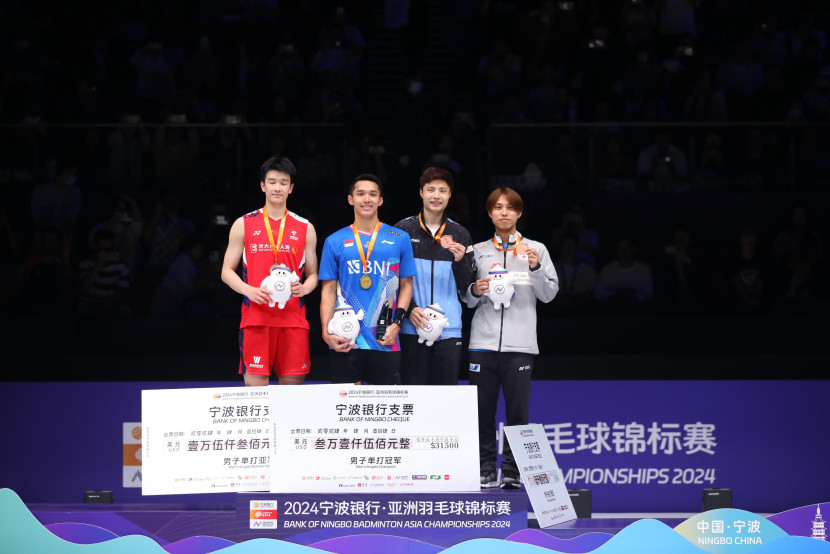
left=142, top=386, right=272, bottom=495
left=269, top=384, right=480, bottom=493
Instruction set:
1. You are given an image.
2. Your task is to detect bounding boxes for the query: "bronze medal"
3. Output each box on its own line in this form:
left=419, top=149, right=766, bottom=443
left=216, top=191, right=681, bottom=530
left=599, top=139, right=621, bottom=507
left=440, top=235, right=454, bottom=248
left=515, top=242, right=529, bottom=255
left=360, top=274, right=373, bottom=289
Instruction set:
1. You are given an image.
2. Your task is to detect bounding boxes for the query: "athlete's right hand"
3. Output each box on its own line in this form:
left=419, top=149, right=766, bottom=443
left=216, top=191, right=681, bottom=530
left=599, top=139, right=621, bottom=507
left=324, top=331, right=354, bottom=352
left=248, top=285, right=272, bottom=305
left=473, top=277, right=492, bottom=296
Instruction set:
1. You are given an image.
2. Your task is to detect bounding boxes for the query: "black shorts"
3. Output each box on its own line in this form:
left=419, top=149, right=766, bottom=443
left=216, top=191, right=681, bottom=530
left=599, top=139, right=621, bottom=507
left=329, top=349, right=402, bottom=385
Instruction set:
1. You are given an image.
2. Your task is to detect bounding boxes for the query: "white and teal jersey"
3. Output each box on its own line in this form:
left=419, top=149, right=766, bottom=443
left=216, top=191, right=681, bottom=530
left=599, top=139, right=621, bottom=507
left=320, top=223, right=417, bottom=351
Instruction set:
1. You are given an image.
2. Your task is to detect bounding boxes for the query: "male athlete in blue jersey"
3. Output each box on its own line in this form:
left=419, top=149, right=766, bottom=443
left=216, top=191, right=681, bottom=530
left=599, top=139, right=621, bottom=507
left=319, top=174, right=416, bottom=385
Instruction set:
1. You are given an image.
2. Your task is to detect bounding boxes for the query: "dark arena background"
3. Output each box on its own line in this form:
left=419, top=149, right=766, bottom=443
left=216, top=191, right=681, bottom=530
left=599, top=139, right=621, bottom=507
left=0, top=1, right=829, bottom=553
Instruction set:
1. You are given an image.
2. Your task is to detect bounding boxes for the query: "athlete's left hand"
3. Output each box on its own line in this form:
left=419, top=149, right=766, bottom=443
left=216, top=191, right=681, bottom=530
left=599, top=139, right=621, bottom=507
left=378, top=323, right=400, bottom=346
left=525, top=248, right=540, bottom=269
left=291, top=280, right=305, bottom=297
left=443, top=240, right=465, bottom=262
left=409, top=307, right=429, bottom=330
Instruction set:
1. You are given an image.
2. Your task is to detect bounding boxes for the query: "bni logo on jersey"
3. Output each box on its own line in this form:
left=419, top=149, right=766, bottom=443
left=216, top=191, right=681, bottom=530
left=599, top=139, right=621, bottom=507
left=346, top=259, right=390, bottom=275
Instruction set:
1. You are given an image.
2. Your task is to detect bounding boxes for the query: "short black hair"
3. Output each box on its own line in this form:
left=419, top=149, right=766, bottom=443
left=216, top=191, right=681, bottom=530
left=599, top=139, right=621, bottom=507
left=260, top=156, right=297, bottom=184
left=419, top=166, right=454, bottom=190
left=348, top=173, right=383, bottom=196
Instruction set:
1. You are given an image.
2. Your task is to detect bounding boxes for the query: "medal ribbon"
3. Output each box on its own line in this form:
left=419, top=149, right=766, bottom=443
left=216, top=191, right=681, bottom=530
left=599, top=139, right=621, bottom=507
left=352, top=221, right=381, bottom=273
left=493, top=233, right=522, bottom=254
left=418, top=212, right=447, bottom=243
left=262, top=205, right=288, bottom=262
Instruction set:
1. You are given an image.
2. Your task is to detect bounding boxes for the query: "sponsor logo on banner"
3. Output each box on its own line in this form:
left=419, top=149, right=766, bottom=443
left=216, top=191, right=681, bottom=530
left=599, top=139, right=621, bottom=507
left=249, top=500, right=278, bottom=529
left=412, top=475, right=427, bottom=480
left=123, top=422, right=142, bottom=488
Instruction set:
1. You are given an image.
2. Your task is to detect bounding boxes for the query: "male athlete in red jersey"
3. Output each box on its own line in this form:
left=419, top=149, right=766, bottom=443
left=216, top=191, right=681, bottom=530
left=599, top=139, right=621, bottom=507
left=222, top=156, right=319, bottom=386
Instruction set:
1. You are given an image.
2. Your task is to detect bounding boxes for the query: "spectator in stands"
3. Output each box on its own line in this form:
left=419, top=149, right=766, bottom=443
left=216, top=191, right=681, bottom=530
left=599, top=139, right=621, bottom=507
left=551, top=204, right=600, bottom=267
left=774, top=233, right=827, bottom=315
left=267, top=41, right=306, bottom=107
left=653, top=225, right=707, bottom=313
left=149, top=234, right=212, bottom=317
left=297, top=134, right=338, bottom=191
left=107, top=113, right=151, bottom=192
left=553, top=231, right=596, bottom=312
left=693, top=131, right=726, bottom=191
left=728, top=227, right=770, bottom=314
left=203, top=111, right=254, bottom=191
left=657, top=0, right=697, bottom=42
left=636, top=131, right=689, bottom=191
left=137, top=191, right=195, bottom=311
left=595, top=237, right=653, bottom=312
left=152, top=112, right=200, bottom=190
left=77, top=228, right=132, bottom=318
left=715, top=40, right=763, bottom=119
left=30, top=157, right=81, bottom=240
left=130, top=41, right=175, bottom=122
left=142, top=191, right=194, bottom=272
left=87, top=194, right=144, bottom=269
left=620, top=0, right=658, bottom=54
left=182, top=36, right=222, bottom=123
left=13, top=226, right=72, bottom=316
left=682, top=68, right=728, bottom=122
left=750, top=13, right=788, bottom=68
left=343, top=132, right=388, bottom=185
left=595, top=134, right=636, bottom=191
left=771, top=204, right=824, bottom=267
left=540, top=131, right=585, bottom=190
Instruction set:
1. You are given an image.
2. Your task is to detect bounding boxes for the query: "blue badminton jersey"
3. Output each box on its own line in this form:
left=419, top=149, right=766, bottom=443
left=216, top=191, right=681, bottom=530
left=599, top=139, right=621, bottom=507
left=320, top=223, right=417, bottom=351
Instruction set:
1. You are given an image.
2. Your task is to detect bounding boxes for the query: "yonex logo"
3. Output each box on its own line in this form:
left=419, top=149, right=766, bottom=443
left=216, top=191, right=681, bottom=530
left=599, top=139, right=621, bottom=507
left=253, top=230, right=261, bottom=235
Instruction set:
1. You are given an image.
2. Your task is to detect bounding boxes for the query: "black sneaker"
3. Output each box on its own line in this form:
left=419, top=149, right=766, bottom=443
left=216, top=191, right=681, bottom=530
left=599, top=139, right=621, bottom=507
left=500, top=469, right=521, bottom=489
left=480, top=469, right=498, bottom=488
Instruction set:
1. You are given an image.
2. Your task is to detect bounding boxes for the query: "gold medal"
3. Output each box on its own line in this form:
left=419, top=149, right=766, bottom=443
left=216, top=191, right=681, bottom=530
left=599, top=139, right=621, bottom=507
left=360, top=274, right=373, bottom=289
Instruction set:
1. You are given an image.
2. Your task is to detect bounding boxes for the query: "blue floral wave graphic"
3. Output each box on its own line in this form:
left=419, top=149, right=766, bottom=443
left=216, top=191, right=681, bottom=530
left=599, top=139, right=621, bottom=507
left=4, top=489, right=830, bottom=554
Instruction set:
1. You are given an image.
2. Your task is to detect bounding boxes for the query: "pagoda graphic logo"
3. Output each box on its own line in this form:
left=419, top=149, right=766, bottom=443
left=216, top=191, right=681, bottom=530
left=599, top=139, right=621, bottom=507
left=811, top=505, right=826, bottom=541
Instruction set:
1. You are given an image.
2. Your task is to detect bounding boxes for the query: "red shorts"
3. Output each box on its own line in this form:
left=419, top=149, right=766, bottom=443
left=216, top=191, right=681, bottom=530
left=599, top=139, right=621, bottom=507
left=239, top=326, right=310, bottom=377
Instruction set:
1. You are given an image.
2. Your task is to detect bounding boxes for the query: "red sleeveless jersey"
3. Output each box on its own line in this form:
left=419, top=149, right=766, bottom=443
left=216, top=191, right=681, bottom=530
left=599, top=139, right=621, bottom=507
left=240, top=209, right=309, bottom=329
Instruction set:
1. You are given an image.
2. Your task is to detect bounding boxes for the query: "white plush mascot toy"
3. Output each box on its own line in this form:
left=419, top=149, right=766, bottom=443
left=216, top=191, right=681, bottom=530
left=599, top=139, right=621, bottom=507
left=327, top=302, right=365, bottom=346
left=486, top=263, right=516, bottom=310
left=416, top=303, right=450, bottom=346
left=260, top=264, right=300, bottom=309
